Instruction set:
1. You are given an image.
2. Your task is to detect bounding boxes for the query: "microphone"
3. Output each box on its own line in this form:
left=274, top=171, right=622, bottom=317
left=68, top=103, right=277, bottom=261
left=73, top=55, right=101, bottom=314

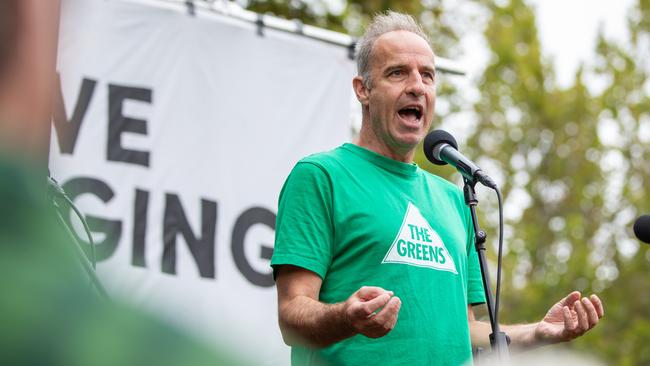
left=634, top=215, right=650, bottom=244
left=423, top=130, right=497, bottom=189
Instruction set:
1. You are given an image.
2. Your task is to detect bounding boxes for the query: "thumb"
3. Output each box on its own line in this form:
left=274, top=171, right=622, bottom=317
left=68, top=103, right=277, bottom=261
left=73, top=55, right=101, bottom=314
left=356, top=286, right=392, bottom=301
left=559, top=291, right=581, bottom=307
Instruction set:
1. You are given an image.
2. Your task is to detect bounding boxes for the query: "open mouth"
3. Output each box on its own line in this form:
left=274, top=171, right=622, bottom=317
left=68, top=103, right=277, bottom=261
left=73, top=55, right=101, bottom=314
left=397, top=106, right=423, bottom=123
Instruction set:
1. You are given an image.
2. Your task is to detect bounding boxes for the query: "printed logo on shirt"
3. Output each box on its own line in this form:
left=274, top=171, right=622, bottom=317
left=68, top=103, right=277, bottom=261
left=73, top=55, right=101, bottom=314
left=381, top=202, right=458, bottom=274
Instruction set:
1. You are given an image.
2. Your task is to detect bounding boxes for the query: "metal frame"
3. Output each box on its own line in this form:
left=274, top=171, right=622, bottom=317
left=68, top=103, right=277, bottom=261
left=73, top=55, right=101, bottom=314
left=120, top=0, right=467, bottom=75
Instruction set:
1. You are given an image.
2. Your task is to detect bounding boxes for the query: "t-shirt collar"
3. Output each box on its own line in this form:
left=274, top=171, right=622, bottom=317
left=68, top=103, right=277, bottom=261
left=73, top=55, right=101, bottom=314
left=342, top=143, right=419, bottom=177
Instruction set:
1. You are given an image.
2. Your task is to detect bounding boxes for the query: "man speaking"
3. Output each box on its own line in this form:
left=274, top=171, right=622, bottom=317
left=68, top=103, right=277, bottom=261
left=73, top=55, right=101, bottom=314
left=271, top=11, right=603, bottom=366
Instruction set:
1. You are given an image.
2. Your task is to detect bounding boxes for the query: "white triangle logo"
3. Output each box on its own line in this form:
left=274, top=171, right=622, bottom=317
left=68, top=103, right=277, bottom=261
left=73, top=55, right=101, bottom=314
left=382, top=202, right=458, bottom=274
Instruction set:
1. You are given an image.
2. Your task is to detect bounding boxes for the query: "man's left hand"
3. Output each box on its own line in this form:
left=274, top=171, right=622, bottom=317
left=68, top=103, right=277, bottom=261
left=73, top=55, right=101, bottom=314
left=534, top=291, right=604, bottom=344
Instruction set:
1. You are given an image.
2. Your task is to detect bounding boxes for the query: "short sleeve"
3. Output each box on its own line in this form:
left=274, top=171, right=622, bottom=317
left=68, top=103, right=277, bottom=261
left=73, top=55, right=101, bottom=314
left=465, top=207, right=486, bottom=305
left=271, top=161, right=334, bottom=280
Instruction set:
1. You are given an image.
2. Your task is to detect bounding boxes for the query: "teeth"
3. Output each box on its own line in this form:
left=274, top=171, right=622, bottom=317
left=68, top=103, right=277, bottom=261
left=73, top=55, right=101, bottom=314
left=410, top=107, right=422, bottom=119
left=399, top=106, right=423, bottom=120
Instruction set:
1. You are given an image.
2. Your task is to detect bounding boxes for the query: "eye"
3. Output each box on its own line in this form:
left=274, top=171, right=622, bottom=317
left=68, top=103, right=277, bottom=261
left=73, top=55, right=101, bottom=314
left=389, top=69, right=404, bottom=77
left=422, top=71, right=435, bottom=83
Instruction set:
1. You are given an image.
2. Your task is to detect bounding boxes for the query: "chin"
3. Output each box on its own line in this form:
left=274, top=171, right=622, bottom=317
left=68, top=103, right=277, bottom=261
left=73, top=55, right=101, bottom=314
left=402, top=130, right=427, bottom=143
left=394, top=135, right=424, bottom=149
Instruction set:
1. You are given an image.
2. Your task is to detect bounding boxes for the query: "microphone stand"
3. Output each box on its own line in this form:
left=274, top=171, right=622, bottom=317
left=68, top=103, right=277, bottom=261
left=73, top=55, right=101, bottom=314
left=48, top=176, right=110, bottom=301
left=463, top=178, right=509, bottom=362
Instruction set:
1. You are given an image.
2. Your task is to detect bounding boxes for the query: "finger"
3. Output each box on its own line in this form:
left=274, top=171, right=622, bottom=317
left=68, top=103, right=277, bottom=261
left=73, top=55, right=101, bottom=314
left=373, top=296, right=402, bottom=321
left=581, top=297, right=599, bottom=328
left=561, top=291, right=581, bottom=307
left=574, top=300, right=589, bottom=332
left=590, top=294, right=605, bottom=318
left=563, top=306, right=577, bottom=332
left=357, top=286, right=393, bottom=301
left=351, top=293, right=391, bottom=318
left=367, top=296, right=401, bottom=332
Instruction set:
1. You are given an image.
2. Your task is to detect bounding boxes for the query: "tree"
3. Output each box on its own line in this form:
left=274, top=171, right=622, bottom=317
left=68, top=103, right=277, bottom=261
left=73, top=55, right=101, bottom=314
left=584, top=0, right=650, bottom=364
left=461, top=0, right=650, bottom=364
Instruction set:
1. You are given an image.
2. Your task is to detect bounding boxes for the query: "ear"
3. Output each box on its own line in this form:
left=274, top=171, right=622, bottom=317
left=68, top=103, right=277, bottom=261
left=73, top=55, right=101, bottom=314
left=352, top=76, right=369, bottom=106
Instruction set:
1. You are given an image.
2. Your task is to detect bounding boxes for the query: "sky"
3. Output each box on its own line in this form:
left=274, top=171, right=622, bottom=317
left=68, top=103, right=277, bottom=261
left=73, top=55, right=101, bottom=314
left=460, top=0, right=636, bottom=87
left=449, top=0, right=637, bottom=138
left=529, top=0, right=636, bottom=88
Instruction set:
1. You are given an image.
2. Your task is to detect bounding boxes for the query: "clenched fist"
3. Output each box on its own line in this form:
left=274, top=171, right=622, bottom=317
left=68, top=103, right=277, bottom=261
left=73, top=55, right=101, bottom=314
left=343, top=286, right=402, bottom=338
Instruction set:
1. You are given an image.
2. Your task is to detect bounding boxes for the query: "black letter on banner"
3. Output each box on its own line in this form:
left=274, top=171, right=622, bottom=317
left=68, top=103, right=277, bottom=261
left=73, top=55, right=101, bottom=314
left=231, top=207, right=275, bottom=287
left=52, top=74, right=97, bottom=154
left=61, top=177, right=122, bottom=261
left=162, top=194, right=216, bottom=278
left=132, top=189, right=149, bottom=268
left=107, top=84, right=151, bottom=167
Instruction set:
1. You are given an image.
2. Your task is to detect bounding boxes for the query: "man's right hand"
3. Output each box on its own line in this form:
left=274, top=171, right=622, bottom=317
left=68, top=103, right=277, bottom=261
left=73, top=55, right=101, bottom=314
left=343, top=286, right=401, bottom=338
left=276, top=266, right=402, bottom=347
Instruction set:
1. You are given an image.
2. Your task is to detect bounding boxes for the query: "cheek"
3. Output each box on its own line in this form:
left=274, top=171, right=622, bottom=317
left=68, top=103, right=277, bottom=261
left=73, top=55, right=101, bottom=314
left=369, top=94, right=392, bottom=115
left=426, top=97, right=436, bottom=117
left=428, top=89, right=436, bottom=105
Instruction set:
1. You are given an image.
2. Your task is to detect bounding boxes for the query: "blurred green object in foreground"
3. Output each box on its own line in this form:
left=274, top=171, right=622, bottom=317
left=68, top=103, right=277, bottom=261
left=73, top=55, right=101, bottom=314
left=0, top=157, right=246, bottom=366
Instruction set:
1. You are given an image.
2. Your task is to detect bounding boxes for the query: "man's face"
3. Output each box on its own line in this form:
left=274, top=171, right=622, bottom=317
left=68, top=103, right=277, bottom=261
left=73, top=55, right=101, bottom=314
left=357, top=30, right=436, bottom=155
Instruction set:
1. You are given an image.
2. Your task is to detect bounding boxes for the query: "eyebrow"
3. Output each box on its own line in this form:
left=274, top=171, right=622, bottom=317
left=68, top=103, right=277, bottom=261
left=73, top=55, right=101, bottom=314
left=383, top=64, right=407, bottom=74
left=421, top=65, right=436, bottom=75
left=383, top=64, right=436, bottom=76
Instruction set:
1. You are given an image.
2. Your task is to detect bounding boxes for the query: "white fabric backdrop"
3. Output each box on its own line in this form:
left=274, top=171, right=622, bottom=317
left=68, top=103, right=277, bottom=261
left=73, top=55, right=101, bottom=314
left=51, top=0, right=355, bottom=364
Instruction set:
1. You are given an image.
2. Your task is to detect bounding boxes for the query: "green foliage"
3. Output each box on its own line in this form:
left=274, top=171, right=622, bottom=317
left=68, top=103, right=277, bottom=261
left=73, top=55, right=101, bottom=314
left=468, top=1, right=650, bottom=364
left=241, top=0, right=650, bottom=364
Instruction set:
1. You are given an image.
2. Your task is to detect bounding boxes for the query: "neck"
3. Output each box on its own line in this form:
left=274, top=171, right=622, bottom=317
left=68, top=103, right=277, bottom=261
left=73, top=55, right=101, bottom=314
left=356, top=124, right=415, bottom=163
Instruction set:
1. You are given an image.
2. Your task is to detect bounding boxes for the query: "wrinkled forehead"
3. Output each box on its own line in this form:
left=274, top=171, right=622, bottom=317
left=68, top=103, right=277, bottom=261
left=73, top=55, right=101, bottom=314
left=370, top=30, right=436, bottom=69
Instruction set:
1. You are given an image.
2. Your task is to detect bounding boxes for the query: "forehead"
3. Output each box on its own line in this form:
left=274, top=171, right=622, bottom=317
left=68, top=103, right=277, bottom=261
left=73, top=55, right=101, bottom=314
left=371, top=30, right=436, bottom=69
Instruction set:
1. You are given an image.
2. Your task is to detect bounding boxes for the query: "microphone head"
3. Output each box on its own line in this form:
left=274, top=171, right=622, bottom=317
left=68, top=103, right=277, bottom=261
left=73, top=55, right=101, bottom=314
left=423, top=130, right=458, bottom=166
left=634, top=215, right=650, bottom=244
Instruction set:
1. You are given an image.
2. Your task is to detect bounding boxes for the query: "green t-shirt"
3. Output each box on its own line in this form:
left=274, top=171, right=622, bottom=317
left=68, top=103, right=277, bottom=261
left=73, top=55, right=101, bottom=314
left=272, top=143, right=486, bottom=366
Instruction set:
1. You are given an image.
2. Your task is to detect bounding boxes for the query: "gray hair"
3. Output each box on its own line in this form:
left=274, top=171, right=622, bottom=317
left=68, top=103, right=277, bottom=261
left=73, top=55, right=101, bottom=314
left=355, top=11, right=431, bottom=88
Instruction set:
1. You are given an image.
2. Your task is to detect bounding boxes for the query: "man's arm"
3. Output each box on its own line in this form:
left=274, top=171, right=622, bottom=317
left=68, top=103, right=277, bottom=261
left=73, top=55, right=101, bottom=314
left=468, top=291, right=604, bottom=349
left=275, top=265, right=401, bottom=348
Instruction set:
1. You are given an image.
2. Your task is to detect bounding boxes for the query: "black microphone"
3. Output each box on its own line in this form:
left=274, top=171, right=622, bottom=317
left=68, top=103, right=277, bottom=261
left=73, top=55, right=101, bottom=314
left=423, top=130, right=497, bottom=189
left=634, top=215, right=650, bottom=244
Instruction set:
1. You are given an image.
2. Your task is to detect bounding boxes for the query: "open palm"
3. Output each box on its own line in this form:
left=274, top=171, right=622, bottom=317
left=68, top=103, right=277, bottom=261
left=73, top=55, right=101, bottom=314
left=535, top=291, right=604, bottom=343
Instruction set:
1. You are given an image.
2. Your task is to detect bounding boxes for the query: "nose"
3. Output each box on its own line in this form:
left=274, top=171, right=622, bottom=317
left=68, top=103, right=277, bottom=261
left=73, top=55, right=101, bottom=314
left=405, top=72, right=425, bottom=97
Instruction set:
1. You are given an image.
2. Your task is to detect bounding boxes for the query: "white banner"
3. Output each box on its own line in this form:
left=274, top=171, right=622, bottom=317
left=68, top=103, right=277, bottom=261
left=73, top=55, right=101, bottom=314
left=51, top=0, right=355, bottom=364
